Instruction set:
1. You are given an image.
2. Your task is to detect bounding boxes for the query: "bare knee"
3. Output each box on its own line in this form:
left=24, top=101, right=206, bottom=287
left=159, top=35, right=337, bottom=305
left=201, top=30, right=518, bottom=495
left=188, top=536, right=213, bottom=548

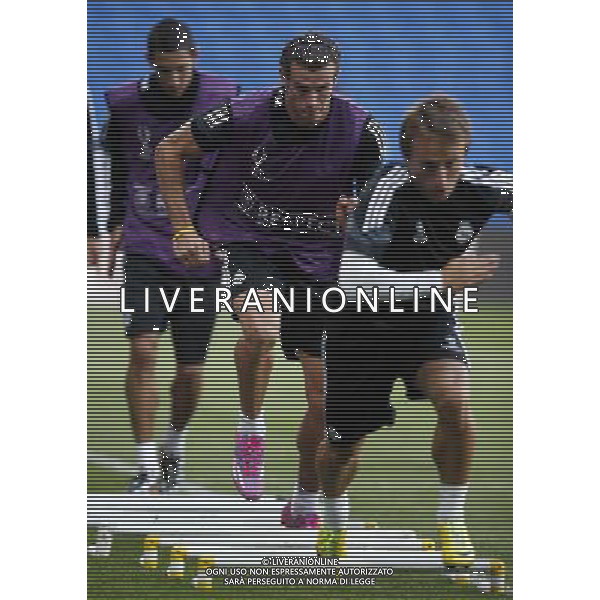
left=325, top=439, right=362, bottom=466
left=241, top=328, right=279, bottom=349
left=238, top=312, right=280, bottom=349
left=235, top=291, right=280, bottom=350
left=175, top=362, right=203, bottom=384
left=418, top=360, right=473, bottom=427
left=129, top=335, right=159, bottom=370
left=299, top=352, right=325, bottom=402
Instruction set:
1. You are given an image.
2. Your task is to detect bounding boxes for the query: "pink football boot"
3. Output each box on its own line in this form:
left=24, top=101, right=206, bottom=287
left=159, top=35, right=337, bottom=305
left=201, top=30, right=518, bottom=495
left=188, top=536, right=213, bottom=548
left=232, top=432, right=265, bottom=501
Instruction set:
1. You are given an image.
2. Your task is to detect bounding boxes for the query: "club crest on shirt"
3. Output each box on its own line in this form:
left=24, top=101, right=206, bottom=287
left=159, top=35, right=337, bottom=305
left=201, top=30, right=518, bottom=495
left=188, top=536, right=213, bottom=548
left=413, top=219, right=428, bottom=244
left=251, top=146, right=271, bottom=182
left=203, top=104, right=231, bottom=129
left=455, top=220, right=474, bottom=245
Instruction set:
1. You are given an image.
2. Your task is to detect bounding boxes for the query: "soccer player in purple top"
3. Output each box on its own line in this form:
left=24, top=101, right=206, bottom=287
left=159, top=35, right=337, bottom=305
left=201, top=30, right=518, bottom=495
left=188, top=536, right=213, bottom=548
left=155, top=34, right=382, bottom=527
left=104, top=19, right=239, bottom=493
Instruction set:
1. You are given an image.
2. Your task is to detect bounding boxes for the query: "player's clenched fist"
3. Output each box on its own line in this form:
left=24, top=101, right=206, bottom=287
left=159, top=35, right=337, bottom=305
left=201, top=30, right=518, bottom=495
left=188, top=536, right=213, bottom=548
left=442, top=253, right=500, bottom=290
left=172, top=229, right=212, bottom=266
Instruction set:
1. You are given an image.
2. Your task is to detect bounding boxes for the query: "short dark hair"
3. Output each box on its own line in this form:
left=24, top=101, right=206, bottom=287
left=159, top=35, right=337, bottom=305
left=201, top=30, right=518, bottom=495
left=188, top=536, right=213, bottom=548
left=400, top=94, right=471, bottom=158
left=280, top=33, right=340, bottom=77
left=147, top=18, right=195, bottom=57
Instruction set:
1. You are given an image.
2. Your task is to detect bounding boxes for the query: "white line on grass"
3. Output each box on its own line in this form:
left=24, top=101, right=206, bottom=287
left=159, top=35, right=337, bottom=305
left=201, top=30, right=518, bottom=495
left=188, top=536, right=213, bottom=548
left=88, top=453, right=133, bottom=473
left=87, top=453, right=256, bottom=497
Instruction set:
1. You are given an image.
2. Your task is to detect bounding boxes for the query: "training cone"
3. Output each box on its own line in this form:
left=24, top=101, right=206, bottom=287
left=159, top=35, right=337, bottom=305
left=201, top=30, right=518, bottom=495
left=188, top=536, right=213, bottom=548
left=191, top=556, right=216, bottom=590
left=166, top=546, right=187, bottom=577
left=139, top=535, right=159, bottom=570
left=88, top=527, right=113, bottom=557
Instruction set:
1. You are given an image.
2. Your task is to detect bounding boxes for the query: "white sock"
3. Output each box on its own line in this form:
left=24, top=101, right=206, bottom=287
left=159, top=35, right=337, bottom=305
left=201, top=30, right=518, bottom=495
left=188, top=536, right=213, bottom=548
left=163, top=425, right=186, bottom=458
left=323, top=494, right=350, bottom=529
left=237, top=412, right=266, bottom=436
left=136, top=441, right=158, bottom=475
left=437, top=483, right=469, bottom=522
left=291, top=485, right=321, bottom=515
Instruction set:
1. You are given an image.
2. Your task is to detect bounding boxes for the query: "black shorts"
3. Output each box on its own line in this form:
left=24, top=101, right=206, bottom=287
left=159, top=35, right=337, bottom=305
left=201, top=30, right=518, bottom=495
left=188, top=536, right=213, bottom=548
left=122, top=252, right=217, bottom=364
left=325, top=309, right=467, bottom=444
left=225, top=242, right=331, bottom=361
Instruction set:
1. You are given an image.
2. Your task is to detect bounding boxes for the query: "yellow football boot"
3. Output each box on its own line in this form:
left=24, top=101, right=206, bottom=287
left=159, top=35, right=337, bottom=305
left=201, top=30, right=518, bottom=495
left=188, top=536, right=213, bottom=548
left=316, top=528, right=347, bottom=558
left=437, top=521, right=475, bottom=568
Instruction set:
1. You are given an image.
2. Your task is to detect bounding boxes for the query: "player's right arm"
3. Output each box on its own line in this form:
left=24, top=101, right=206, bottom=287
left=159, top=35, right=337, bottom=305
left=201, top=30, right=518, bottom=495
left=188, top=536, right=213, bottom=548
left=155, top=122, right=211, bottom=266
left=156, top=102, right=234, bottom=266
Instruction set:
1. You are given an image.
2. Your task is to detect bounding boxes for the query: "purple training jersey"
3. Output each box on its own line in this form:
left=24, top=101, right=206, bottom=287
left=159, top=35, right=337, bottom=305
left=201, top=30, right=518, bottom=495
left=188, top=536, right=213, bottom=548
left=196, top=88, right=369, bottom=281
left=105, top=72, right=238, bottom=276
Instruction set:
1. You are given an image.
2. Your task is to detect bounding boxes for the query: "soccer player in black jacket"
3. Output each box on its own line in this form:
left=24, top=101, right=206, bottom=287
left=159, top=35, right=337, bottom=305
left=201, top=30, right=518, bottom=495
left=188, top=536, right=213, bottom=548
left=317, top=95, right=512, bottom=565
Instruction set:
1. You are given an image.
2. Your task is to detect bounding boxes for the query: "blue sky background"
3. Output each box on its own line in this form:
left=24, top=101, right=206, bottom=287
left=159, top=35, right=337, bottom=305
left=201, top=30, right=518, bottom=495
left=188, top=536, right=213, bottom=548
left=88, top=1, right=512, bottom=169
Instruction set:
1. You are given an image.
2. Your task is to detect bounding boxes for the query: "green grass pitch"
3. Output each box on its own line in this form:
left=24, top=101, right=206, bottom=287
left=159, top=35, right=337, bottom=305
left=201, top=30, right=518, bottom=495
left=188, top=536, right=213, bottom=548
left=88, top=304, right=512, bottom=599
